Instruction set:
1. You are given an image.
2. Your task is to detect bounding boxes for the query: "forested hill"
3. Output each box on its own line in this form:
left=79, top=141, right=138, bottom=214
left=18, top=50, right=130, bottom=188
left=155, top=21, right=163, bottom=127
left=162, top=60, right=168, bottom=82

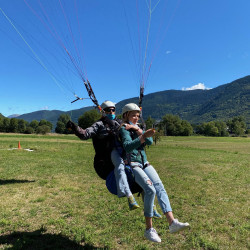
left=14, top=107, right=94, bottom=129
left=116, top=75, right=250, bottom=126
left=13, top=75, right=250, bottom=128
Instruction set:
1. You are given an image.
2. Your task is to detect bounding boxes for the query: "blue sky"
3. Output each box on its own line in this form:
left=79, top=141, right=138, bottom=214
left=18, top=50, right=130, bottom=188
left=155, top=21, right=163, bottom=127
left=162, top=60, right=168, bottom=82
left=0, top=0, right=250, bottom=117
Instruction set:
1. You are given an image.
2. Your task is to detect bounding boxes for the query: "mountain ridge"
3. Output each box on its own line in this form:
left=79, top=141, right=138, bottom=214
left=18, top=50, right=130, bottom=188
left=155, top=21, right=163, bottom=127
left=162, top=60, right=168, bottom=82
left=3, top=75, right=250, bottom=129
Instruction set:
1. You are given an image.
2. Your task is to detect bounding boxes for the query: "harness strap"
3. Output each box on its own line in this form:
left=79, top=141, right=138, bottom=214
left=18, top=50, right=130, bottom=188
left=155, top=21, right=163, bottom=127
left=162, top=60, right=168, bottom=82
left=127, top=127, right=149, bottom=170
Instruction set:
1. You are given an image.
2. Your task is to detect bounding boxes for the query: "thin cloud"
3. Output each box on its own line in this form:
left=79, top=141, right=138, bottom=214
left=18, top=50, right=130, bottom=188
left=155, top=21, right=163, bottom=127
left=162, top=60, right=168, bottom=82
left=182, top=83, right=212, bottom=91
left=166, top=50, right=172, bottom=54
left=40, top=106, right=49, bottom=110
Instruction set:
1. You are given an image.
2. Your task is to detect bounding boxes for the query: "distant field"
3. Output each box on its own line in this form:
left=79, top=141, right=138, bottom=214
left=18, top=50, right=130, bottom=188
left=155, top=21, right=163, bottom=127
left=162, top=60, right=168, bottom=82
left=0, top=134, right=249, bottom=249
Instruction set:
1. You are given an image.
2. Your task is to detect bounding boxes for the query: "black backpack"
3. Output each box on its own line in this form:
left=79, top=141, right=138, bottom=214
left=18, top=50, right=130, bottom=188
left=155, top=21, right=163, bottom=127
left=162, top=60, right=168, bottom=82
left=92, top=116, right=121, bottom=180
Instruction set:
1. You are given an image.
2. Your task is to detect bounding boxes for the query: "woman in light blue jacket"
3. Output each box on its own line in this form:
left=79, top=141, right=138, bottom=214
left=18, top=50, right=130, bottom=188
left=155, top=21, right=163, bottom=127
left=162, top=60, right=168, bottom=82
left=119, top=103, right=190, bottom=243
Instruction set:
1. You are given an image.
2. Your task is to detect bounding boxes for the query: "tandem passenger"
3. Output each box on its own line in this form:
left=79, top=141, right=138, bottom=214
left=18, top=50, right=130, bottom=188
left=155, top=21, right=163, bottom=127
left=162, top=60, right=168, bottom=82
left=119, top=103, right=190, bottom=243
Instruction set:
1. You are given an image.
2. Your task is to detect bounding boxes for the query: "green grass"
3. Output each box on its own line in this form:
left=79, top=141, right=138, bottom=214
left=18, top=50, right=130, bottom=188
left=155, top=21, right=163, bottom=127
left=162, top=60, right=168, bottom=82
left=0, top=134, right=249, bottom=249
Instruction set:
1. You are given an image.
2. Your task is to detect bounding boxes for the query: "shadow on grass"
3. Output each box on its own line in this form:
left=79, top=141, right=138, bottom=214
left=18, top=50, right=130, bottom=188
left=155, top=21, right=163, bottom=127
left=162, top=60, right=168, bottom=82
left=0, top=179, right=35, bottom=185
left=0, top=229, right=98, bottom=249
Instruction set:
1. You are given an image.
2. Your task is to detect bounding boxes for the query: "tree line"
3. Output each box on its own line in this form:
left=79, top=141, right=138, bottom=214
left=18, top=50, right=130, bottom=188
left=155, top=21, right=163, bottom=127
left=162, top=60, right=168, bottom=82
left=0, top=110, right=248, bottom=137
left=55, top=110, right=249, bottom=137
left=147, top=114, right=248, bottom=137
left=0, top=116, right=52, bottom=134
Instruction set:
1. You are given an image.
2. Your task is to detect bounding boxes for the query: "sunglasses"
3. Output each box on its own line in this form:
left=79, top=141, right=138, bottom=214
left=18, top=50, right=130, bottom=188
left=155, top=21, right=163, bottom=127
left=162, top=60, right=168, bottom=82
left=104, top=108, right=116, bottom=113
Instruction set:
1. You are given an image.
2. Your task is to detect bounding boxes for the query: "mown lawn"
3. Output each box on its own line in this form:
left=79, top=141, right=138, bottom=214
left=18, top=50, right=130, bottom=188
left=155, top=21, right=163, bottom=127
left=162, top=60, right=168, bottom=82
left=0, top=134, right=249, bottom=249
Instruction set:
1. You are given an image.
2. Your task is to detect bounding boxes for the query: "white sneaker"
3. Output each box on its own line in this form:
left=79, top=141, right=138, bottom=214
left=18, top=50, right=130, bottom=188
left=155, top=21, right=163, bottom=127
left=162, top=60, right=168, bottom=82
left=169, top=219, right=190, bottom=233
left=144, top=227, right=161, bottom=242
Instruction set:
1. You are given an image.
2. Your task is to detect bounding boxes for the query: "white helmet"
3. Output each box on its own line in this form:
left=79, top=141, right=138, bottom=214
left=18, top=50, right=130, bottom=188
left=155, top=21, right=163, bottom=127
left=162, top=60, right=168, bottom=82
left=101, top=100, right=115, bottom=110
left=122, top=103, right=141, bottom=116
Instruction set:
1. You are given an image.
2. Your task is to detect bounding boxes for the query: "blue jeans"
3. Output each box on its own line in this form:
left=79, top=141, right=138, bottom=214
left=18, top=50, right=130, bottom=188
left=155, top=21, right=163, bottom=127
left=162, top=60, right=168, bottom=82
left=111, top=149, right=132, bottom=198
left=131, top=162, right=172, bottom=217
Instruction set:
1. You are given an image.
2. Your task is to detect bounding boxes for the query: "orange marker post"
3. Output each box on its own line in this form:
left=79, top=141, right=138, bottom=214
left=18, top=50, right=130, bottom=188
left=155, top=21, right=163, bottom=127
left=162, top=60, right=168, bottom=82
left=18, top=141, right=21, bottom=149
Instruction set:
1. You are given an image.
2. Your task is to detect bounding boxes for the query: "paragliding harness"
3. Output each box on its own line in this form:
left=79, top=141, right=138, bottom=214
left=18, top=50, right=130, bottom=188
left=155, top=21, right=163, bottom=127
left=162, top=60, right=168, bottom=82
left=92, top=115, right=121, bottom=180
left=126, top=125, right=149, bottom=170
left=106, top=124, right=148, bottom=197
left=91, top=116, right=142, bottom=196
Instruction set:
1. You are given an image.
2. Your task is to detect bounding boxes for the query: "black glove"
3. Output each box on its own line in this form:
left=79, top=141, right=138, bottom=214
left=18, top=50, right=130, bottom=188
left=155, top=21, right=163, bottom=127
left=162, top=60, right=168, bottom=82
left=66, top=120, right=77, bottom=131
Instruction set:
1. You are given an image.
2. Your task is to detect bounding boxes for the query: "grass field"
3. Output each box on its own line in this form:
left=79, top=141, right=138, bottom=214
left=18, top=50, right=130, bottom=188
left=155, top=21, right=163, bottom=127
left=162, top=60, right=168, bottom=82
left=0, top=133, right=249, bottom=249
